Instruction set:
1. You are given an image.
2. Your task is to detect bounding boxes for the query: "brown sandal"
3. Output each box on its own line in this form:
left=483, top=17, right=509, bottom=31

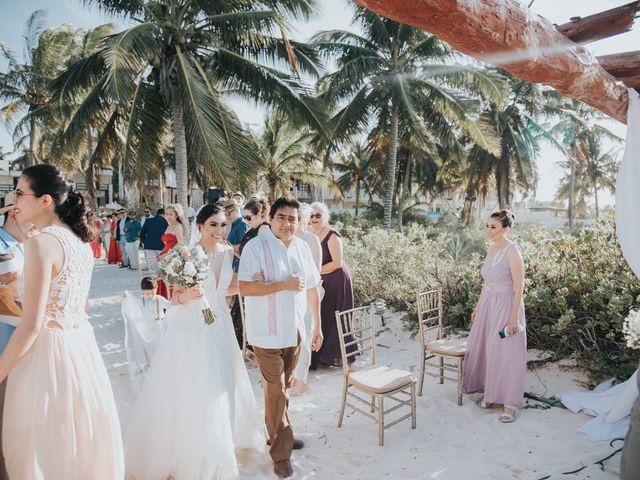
left=476, top=398, right=501, bottom=409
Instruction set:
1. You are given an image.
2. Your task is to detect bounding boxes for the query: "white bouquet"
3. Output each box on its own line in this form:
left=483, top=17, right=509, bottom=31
left=622, top=309, right=640, bottom=350
left=158, top=243, right=215, bottom=325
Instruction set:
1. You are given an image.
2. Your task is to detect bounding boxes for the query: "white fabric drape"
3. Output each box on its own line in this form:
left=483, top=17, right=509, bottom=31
left=560, top=371, right=639, bottom=441
left=616, top=89, right=640, bottom=278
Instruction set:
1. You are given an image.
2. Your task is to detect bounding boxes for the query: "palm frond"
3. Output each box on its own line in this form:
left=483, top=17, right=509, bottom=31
left=176, top=48, right=258, bottom=187
left=122, top=81, right=169, bottom=184
left=104, top=22, right=160, bottom=105
left=212, top=46, right=328, bottom=137
left=23, top=10, right=47, bottom=63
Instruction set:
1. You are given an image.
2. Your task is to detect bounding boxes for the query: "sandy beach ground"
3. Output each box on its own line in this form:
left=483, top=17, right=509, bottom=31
left=89, top=260, right=622, bottom=480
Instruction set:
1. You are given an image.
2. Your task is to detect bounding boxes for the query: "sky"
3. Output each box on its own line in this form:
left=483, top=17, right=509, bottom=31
left=0, top=0, right=638, bottom=205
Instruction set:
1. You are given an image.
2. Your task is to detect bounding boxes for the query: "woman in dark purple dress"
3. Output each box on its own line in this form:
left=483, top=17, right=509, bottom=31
left=309, top=202, right=355, bottom=368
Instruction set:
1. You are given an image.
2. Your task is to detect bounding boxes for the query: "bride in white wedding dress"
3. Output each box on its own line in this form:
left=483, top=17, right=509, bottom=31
left=124, top=204, right=265, bottom=480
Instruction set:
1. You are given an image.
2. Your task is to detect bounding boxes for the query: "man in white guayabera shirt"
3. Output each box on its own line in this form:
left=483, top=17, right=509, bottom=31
left=0, top=192, right=32, bottom=480
left=239, top=197, right=322, bottom=479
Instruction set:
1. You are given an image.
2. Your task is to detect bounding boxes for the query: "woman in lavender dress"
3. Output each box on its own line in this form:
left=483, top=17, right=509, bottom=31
left=461, top=209, right=527, bottom=423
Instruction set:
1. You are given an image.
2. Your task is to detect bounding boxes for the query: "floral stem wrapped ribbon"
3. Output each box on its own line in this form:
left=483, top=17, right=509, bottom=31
left=157, top=243, right=216, bottom=325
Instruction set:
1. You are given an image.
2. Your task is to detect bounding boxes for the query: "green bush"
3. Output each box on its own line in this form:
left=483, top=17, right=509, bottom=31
left=343, top=220, right=640, bottom=382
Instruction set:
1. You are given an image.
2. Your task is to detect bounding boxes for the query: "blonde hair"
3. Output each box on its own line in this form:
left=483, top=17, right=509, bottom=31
left=310, top=202, right=330, bottom=222
left=166, top=204, right=186, bottom=225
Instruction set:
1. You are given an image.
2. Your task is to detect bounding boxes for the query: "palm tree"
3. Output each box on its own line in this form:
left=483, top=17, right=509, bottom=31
left=545, top=95, right=621, bottom=226
left=49, top=24, right=118, bottom=208
left=0, top=11, right=79, bottom=166
left=334, top=142, right=378, bottom=216
left=463, top=76, right=542, bottom=211
left=70, top=0, right=327, bottom=211
left=254, top=115, right=332, bottom=202
left=313, top=7, right=504, bottom=230
left=555, top=127, right=621, bottom=221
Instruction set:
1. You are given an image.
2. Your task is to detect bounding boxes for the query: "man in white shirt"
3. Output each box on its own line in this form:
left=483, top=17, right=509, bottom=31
left=239, top=197, right=322, bottom=479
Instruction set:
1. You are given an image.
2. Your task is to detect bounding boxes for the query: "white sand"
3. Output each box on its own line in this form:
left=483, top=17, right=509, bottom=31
left=89, top=260, right=622, bottom=479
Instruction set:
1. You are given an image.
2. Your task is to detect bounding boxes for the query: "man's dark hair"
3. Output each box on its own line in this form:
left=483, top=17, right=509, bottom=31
left=156, top=208, right=165, bottom=215
left=269, top=197, right=300, bottom=218
left=140, top=276, right=157, bottom=290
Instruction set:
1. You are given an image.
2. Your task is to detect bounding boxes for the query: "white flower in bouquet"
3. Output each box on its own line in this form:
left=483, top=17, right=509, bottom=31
left=157, top=243, right=216, bottom=325
left=183, top=261, right=197, bottom=278
left=622, top=309, right=640, bottom=349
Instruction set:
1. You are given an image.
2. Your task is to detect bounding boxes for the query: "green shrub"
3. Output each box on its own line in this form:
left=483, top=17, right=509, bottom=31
left=343, top=220, right=640, bottom=382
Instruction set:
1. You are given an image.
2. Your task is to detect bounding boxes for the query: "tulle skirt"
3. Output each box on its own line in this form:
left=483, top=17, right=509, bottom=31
left=2, top=323, right=124, bottom=480
left=124, top=299, right=265, bottom=480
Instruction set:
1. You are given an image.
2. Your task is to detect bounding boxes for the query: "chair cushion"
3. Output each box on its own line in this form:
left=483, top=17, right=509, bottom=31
left=426, top=338, right=467, bottom=356
left=349, top=365, right=416, bottom=394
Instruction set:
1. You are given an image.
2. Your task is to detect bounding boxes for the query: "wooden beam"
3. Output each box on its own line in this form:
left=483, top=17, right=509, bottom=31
left=557, top=1, right=640, bottom=44
left=597, top=51, right=640, bottom=78
left=619, top=76, right=640, bottom=89
left=352, top=0, right=629, bottom=123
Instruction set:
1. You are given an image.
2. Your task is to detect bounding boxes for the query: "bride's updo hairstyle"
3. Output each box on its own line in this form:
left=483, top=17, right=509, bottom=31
left=196, top=204, right=224, bottom=225
left=490, top=209, right=515, bottom=228
left=21, top=164, right=94, bottom=242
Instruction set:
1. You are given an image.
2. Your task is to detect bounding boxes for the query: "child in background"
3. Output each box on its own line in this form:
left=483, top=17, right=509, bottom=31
left=122, top=277, right=172, bottom=392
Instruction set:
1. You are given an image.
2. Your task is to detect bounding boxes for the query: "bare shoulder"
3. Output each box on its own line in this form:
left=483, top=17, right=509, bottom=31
left=507, top=243, right=523, bottom=261
left=25, top=232, right=62, bottom=262
left=327, top=230, right=342, bottom=246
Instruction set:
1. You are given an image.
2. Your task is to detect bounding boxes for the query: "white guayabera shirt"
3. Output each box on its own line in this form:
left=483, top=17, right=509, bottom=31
left=239, top=229, right=320, bottom=349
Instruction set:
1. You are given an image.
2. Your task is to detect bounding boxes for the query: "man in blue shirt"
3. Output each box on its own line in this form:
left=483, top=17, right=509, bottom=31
left=124, top=210, right=142, bottom=270
left=0, top=195, right=31, bottom=352
left=0, top=193, right=32, bottom=480
left=223, top=199, right=248, bottom=272
left=140, top=208, right=168, bottom=272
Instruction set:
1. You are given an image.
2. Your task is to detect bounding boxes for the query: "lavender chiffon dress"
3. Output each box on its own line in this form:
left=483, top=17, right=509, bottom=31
left=461, top=243, right=527, bottom=407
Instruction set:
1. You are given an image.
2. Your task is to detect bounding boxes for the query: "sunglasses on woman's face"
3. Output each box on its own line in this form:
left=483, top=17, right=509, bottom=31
left=244, top=215, right=253, bottom=222
left=310, top=213, right=322, bottom=219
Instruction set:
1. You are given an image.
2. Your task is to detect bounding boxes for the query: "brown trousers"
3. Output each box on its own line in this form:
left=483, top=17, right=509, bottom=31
left=253, top=337, right=301, bottom=463
left=0, top=380, right=9, bottom=480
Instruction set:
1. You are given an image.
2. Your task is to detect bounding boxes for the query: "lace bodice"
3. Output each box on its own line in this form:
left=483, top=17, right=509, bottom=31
left=43, top=226, right=94, bottom=328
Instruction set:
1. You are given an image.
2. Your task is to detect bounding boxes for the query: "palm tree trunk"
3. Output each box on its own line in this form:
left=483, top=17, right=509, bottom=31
left=85, top=126, right=98, bottom=210
left=396, top=155, right=412, bottom=232
left=496, top=139, right=511, bottom=209
left=568, top=154, right=575, bottom=228
left=384, top=108, right=399, bottom=231
left=593, top=178, right=599, bottom=221
left=28, top=116, right=39, bottom=166
left=171, top=97, right=189, bottom=210
left=461, top=188, right=477, bottom=226
left=269, top=179, right=277, bottom=203
left=159, top=170, right=165, bottom=205
left=355, top=181, right=361, bottom=217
